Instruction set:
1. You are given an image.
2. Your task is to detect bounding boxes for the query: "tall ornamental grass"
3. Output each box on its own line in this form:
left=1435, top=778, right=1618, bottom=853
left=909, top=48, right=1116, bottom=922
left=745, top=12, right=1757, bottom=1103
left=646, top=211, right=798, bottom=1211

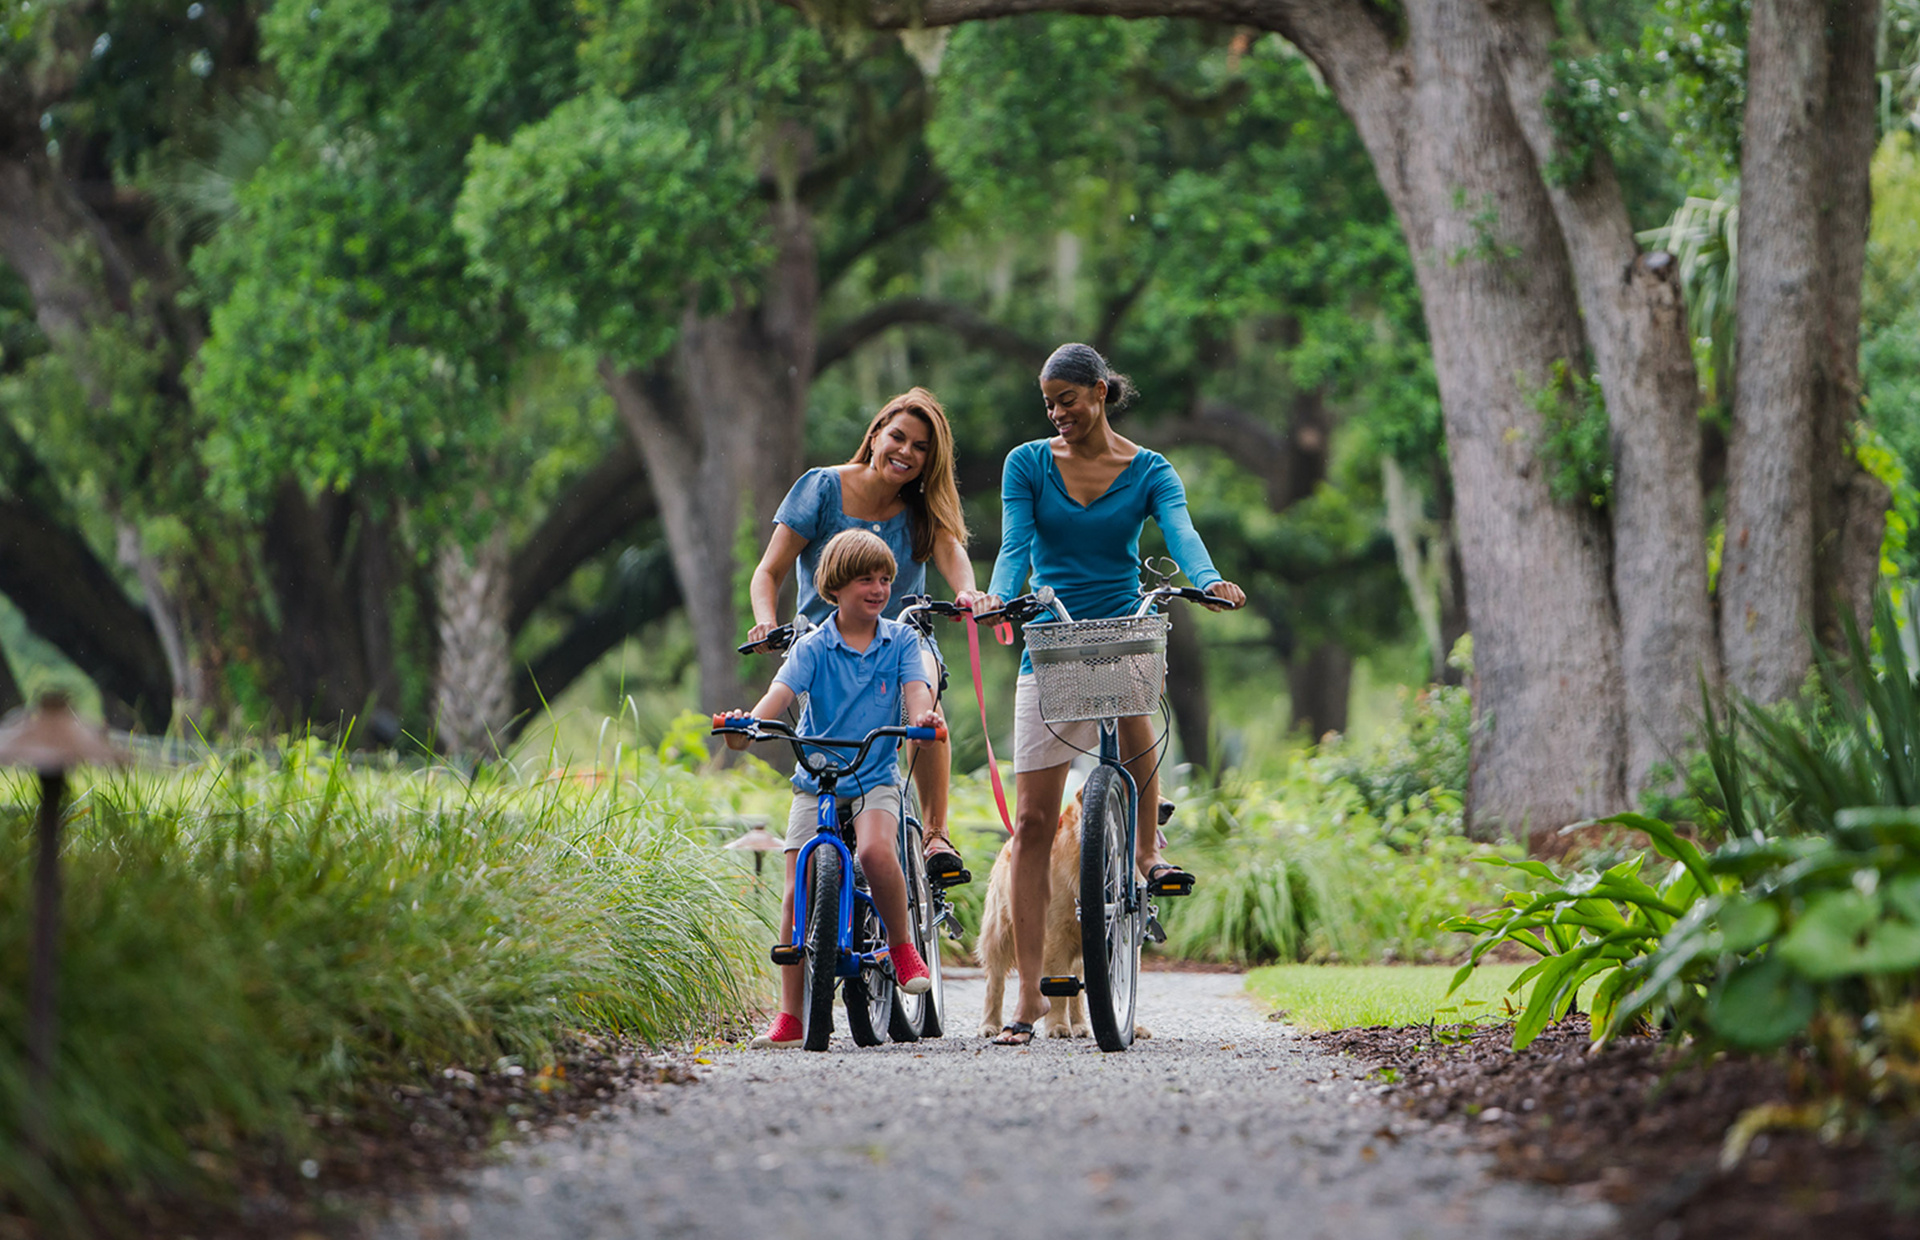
left=0, top=739, right=765, bottom=1230
left=1160, top=771, right=1516, bottom=964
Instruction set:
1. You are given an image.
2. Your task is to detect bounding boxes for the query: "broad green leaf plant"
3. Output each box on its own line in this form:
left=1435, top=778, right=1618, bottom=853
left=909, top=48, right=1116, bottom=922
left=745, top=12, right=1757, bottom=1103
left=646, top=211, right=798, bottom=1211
left=1448, top=593, right=1920, bottom=1056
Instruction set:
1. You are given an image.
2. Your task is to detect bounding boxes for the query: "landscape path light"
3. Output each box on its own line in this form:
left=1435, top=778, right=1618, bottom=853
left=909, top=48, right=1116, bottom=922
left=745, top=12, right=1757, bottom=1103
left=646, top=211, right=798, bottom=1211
left=0, top=692, right=128, bottom=1149
left=723, top=819, right=782, bottom=877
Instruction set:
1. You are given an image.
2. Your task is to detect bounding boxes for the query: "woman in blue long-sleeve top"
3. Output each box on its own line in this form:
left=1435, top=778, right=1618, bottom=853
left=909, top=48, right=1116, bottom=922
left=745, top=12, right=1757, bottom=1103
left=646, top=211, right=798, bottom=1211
left=982, top=343, right=1245, bottom=1045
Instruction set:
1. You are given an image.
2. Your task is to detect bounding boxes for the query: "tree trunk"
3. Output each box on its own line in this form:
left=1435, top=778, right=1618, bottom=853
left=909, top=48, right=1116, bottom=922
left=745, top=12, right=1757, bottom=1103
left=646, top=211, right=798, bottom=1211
left=600, top=203, right=815, bottom=717
left=0, top=495, right=173, bottom=729
left=263, top=481, right=375, bottom=726
left=1385, top=0, right=1628, bottom=841
left=1722, top=0, right=1884, bottom=699
left=1486, top=0, right=1720, bottom=793
left=434, top=528, right=513, bottom=759
left=1163, top=607, right=1213, bottom=772
left=1807, top=0, right=1886, bottom=651
left=1288, top=640, right=1351, bottom=741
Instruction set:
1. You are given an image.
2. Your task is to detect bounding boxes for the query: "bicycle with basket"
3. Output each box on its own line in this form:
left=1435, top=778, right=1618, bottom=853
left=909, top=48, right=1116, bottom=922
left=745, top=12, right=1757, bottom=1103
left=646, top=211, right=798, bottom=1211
left=977, top=561, right=1239, bottom=1051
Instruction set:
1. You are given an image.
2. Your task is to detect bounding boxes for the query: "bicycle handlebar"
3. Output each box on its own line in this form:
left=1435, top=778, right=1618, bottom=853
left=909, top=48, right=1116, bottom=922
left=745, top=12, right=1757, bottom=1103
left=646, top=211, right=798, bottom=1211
left=737, top=614, right=813, bottom=655
left=709, top=715, right=948, bottom=778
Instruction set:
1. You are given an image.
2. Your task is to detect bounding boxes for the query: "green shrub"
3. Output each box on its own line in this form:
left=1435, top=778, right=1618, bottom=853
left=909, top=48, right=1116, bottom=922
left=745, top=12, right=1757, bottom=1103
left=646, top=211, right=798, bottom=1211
left=1450, top=594, right=1920, bottom=1060
left=0, top=744, right=764, bottom=1229
left=1161, top=769, right=1515, bottom=965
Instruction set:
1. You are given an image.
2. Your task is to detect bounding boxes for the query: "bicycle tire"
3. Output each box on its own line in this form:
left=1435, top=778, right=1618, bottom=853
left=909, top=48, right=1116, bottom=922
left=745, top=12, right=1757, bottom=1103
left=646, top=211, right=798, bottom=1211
left=843, top=884, right=895, bottom=1047
left=1079, top=763, right=1140, bottom=1052
left=801, top=846, right=842, bottom=1052
left=890, top=808, right=941, bottom=1040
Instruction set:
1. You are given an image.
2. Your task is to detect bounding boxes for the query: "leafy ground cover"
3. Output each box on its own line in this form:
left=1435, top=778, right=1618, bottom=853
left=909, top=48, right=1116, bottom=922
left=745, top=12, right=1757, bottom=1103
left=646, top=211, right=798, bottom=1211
left=1246, top=963, right=1530, bottom=1031
left=0, top=740, right=767, bottom=1235
left=1316, top=1017, right=1920, bottom=1239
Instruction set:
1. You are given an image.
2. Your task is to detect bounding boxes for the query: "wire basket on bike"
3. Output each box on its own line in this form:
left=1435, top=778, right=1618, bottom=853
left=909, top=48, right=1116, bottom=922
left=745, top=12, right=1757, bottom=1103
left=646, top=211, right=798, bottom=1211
left=1024, top=614, right=1170, bottom=722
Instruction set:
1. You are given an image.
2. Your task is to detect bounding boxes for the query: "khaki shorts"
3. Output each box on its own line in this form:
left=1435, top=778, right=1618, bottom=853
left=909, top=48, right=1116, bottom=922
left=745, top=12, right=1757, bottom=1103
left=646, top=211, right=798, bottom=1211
left=1012, top=673, right=1100, bottom=773
left=784, top=780, right=902, bottom=852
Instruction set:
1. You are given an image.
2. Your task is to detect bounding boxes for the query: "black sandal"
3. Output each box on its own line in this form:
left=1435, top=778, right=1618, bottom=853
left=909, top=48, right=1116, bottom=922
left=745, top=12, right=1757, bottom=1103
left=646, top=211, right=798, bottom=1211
left=991, top=1021, right=1036, bottom=1046
left=1146, top=862, right=1196, bottom=897
left=926, top=845, right=972, bottom=888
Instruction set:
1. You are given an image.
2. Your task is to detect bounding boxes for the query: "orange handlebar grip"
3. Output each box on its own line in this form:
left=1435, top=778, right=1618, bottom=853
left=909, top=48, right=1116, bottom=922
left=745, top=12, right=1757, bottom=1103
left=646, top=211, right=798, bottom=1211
left=711, top=713, right=726, bottom=728
left=935, top=722, right=949, bottom=742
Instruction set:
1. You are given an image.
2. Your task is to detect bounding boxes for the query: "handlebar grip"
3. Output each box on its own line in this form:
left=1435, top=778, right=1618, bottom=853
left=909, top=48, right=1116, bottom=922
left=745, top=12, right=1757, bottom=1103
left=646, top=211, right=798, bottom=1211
left=935, top=721, right=948, bottom=742
left=712, top=713, right=726, bottom=728
left=904, top=726, right=940, bottom=742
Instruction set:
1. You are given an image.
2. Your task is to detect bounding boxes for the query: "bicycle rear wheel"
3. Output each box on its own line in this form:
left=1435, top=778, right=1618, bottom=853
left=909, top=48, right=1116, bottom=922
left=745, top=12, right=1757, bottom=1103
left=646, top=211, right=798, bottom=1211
left=890, top=805, right=943, bottom=1041
left=801, top=846, right=842, bottom=1052
left=843, top=885, right=895, bottom=1047
left=1079, top=763, right=1140, bottom=1052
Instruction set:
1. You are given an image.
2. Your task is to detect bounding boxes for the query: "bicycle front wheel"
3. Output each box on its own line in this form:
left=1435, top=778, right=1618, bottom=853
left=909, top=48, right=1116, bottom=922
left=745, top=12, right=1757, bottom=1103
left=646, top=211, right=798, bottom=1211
left=1079, top=763, right=1140, bottom=1052
left=801, top=846, right=842, bottom=1052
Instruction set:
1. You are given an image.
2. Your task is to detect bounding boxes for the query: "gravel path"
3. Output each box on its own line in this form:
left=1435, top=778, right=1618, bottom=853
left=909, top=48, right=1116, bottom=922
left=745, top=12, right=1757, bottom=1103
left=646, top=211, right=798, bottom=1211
left=377, top=972, right=1613, bottom=1240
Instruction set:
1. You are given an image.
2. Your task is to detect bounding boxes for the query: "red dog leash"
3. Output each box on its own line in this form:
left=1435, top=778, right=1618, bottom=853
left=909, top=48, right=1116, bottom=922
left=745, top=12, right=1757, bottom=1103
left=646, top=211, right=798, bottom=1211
left=963, top=611, right=1017, bottom=834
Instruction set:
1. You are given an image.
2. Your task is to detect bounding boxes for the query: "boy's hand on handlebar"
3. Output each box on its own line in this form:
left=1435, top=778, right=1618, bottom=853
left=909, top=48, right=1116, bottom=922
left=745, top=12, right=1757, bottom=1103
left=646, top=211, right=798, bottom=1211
left=715, top=710, right=753, bottom=750
left=954, top=589, right=998, bottom=613
left=912, top=706, right=945, bottom=734
left=1205, top=581, right=1246, bottom=610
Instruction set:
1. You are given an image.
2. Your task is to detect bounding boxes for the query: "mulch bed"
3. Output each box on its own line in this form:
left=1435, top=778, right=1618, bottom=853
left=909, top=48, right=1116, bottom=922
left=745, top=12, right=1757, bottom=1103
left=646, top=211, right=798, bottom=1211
left=1312, top=1017, right=1920, bottom=1239
left=34, top=1035, right=708, bottom=1240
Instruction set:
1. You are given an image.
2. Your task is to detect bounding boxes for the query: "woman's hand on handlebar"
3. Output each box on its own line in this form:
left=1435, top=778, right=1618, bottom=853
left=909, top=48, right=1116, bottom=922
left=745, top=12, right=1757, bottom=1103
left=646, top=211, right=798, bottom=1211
left=745, top=620, right=777, bottom=645
left=955, top=589, right=999, bottom=614
left=1205, top=581, right=1246, bottom=610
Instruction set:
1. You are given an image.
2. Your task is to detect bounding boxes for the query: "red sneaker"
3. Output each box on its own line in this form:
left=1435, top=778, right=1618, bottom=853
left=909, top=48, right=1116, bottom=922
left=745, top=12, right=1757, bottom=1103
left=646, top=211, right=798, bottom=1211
left=749, top=1012, right=803, bottom=1048
left=892, top=943, right=933, bottom=995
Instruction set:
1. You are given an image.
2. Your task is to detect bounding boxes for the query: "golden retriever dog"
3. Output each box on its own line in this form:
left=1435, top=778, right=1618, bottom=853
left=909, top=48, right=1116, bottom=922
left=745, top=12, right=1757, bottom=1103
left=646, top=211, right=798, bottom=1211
left=976, top=791, right=1152, bottom=1041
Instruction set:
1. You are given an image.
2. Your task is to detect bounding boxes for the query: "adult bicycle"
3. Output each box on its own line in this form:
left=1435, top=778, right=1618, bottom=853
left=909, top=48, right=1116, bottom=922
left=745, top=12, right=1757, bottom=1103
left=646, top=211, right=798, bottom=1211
left=710, top=713, right=947, bottom=1051
left=976, top=575, right=1238, bottom=1052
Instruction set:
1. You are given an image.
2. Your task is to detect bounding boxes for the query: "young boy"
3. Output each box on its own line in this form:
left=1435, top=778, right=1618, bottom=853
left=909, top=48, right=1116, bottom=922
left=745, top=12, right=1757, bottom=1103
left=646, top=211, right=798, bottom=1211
left=724, top=529, right=943, bottom=1049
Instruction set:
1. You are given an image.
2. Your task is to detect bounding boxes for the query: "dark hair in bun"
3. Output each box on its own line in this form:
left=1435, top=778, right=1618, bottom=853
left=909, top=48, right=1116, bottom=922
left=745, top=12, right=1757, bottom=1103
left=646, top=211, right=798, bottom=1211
left=1041, top=342, right=1135, bottom=414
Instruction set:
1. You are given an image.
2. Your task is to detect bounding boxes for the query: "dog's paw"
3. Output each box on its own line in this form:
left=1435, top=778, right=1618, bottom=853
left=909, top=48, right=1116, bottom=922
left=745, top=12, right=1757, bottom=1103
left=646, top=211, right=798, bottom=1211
left=978, top=1022, right=1005, bottom=1039
left=1045, top=1022, right=1075, bottom=1039
left=1071, top=1023, right=1092, bottom=1038
left=1133, top=1025, right=1152, bottom=1039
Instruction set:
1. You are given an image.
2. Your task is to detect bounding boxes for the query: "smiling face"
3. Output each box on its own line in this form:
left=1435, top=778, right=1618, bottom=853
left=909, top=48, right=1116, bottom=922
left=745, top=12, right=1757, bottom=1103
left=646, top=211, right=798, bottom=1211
left=837, top=569, right=894, bottom=626
left=863, top=409, right=932, bottom=489
left=1041, top=377, right=1107, bottom=443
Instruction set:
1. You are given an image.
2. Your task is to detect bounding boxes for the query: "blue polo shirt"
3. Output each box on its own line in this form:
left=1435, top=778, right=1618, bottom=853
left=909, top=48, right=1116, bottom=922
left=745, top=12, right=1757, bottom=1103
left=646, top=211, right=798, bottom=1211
left=774, top=614, right=931, bottom=796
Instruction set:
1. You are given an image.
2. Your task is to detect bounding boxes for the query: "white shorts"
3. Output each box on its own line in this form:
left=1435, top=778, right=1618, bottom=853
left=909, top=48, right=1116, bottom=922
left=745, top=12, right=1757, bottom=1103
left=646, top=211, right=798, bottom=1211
left=1012, top=673, right=1100, bottom=773
left=784, top=780, right=902, bottom=851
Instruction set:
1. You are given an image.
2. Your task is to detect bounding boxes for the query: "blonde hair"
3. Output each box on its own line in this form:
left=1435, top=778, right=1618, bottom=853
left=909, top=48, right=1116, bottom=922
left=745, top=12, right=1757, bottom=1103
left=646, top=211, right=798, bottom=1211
left=848, top=388, right=968, bottom=563
left=816, top=529, right=897, bottom=604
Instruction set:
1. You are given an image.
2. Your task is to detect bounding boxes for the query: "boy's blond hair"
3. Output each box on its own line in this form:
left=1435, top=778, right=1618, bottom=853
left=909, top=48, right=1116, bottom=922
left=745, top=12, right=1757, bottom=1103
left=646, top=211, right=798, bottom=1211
left=816, top=529, right=896, bottom=603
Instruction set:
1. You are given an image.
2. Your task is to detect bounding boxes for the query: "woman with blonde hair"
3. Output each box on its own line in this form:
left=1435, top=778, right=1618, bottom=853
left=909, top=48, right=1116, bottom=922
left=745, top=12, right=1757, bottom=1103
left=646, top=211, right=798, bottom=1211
left=747, top=387, right=989, bottom=879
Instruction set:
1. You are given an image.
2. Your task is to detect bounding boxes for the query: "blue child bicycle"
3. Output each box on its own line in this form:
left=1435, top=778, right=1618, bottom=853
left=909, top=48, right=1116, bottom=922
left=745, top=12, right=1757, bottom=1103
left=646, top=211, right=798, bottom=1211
left=710, top=710, right=948, bottom=1052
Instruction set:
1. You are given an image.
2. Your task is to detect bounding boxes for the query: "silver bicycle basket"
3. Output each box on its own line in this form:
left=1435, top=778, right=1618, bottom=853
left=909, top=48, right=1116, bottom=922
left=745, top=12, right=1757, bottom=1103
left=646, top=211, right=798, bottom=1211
left=1024, top=614, right=1170, bottom=723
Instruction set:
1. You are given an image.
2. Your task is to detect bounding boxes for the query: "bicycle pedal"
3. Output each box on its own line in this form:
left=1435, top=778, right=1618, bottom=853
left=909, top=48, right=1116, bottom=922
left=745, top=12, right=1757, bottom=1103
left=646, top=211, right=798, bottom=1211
left=1148, top=875, right=1195, bottom=897
left=1145, top=914, right=1167, bottom=945
left=929, top=866, right=972, bottom=890
left=1039, top=976, right=1083, bottom=998
left=769, top=943, right=804, bottom=966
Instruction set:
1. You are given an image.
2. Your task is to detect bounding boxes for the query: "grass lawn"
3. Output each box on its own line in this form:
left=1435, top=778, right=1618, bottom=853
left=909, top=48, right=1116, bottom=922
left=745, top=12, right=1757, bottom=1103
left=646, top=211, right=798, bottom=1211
left=1245, top=962, right=1536, bottom=1030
